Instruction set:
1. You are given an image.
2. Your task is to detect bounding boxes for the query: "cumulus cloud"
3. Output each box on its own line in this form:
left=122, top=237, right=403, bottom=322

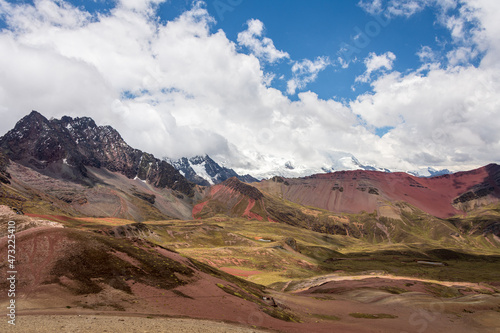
left=357, top=0, right=472, bottom=24
left=358, top=0, right=435, bottom=18
left=358, top=0, right=383, bottom=15
left=237, top=19, right=289, bottom=63
left=0, top=0, right=499, bottom=175
left=118, top=0, right=166, bottom=12
left=286, top=57, right=331, bottom=95
left=348, top=1, right=500, bottom=170
left=386, top=0, right=430, bottom=17
left=359, top=1, right=483, bottom=67
left=417, top=46, right=439, bottom=63
left=351, top=58, right=500, bottom=169
left=356, top=51, right=396, bottom=83
left=0, top=0, right=346, bottom=170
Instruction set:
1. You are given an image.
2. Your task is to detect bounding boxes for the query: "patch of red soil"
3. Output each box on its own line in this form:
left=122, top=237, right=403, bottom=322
left=0, top=227, right=77, bottom=298
left=209, top=184, right=226, bottom=196
left=242, top=199, right=263, bottom=221
left=247, top=212, right=263, bottom=220
left=243, top=199, right=255, bottom=216
left=191, top=201, right=208, bottom=219
left=219, top=267, right=263, bottom=277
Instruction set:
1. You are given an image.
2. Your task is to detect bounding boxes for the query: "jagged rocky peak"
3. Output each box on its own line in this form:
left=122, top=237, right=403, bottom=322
left=189, top=155, right=209, bottom=164
left=0, top=111, right=194, bottom=196
left=60, top=114, right=97, bottom=128
left=5, top=110, right=48, bottom=141
left=168, top=154, right=258, bottom=186
left=1, top=111, right=130, bottom=168
left=59, top=115, right=126, bottom=147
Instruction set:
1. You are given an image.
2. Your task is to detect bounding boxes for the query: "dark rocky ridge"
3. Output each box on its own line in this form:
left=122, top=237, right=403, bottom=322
left=0, top=111, right=194, bottom=196
left=0, top=151, right=10, bottom=184
left=222, top=177, right=263, bottom=201
left=452, top=163, right=500, bottom=205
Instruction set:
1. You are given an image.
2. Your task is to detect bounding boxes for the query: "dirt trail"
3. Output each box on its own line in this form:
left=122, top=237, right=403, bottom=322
left=290, top=273, right=493, bottom=293
left=280, top=280, right=292, bottom=292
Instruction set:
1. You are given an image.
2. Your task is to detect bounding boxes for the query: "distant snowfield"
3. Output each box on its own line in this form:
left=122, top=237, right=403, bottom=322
left=225, top=151, right=451, bottom=180
left=189, top=160, right=214, bottom=185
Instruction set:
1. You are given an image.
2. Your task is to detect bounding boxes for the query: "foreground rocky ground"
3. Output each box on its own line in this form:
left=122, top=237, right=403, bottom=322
left=0, top=315, right=272, bottom=333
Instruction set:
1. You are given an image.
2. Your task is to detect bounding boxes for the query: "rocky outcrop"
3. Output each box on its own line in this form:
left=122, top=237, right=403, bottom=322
left=283, top=237, right=299, bottom=252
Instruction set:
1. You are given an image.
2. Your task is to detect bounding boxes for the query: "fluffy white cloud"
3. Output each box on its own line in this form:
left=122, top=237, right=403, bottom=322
left=358, top=0, right=383, bottom=15
left=118, top=0, right=166, bottom=12
left=359, top=0, right=451, bottom=18
left=387, top=0, right=431, bottom=17
left=417, top=46, right=438, bottom=63
left=237, top=19, right=289, bottom=63
left=349, top=0, right=500, bottom=170
left=0, top=0, right=92, bottom=29
left=0, top=0, right=348, bottom=169
left=356, top=51, right=396, bottom=83
left=359, top=0, right=435, bottom=17
left=351, top=56, right=500, bottom=169
left=0, top=0, right=499, bottom=176
left=286, top=57, right=331, bottom=95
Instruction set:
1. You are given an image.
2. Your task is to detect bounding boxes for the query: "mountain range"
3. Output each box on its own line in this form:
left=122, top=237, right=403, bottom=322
left=1, top=111, right=453, bottom=187
left=1, top=111, right=500, bottom=332
left=0, top=111, right=499, bottom=234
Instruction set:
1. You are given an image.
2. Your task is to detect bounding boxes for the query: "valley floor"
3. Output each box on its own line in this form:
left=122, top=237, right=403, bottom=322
left=1, top=289, right=499, bottom=333
left=1, top=207, right=500, bottom=332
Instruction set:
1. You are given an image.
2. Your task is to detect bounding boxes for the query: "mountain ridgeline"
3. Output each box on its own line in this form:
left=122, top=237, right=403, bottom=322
left=0, top=111, right=194, bottom=196
left=0, top=111, right=499, bottom=244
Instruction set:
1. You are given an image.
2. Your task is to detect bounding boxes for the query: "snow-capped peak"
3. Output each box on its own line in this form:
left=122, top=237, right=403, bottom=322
left=165, top=155, right=258, bottom=186
left=406, top=167, right=452, bottom=178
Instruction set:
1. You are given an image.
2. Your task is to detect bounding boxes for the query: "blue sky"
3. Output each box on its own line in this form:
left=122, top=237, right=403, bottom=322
left=50, top=0, right=466, bottom=101
left=0, top=0, right=499, bottom=177
left=156, top=0, right=458, bottom=100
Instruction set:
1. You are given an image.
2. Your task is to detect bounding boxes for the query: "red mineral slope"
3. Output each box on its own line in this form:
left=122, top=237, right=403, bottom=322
left=256, top=164, right=500, bottom=219
left=192, top=177, right=269, bottom=220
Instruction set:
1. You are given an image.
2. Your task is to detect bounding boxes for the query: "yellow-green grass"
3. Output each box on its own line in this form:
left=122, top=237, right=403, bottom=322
left=18, top=201, right=500, bottom=287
